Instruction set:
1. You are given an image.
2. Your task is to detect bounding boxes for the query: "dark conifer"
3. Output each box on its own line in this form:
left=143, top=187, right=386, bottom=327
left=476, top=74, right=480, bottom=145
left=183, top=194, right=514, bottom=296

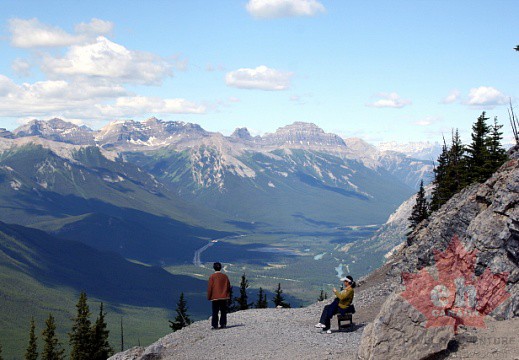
left=272, top=283, right=290, bottom=308
left=408, top=180, right=429, bottom=233
left=430, top=139, right=450, bottom=211
left=227, top=287, right=238, bottom=313
left=0, top=341, right=3, bottom=360
left=235, top=273, right=253, bottom=310
left=487, top=117, right=508, bottom=171
left=69, top=292, right=92, bottom=360
left=255, top=287, right=268, bottom=308
left=466, top=112, right=492, bottom=183
left=169, top=292, right=192, bottom=331
left=42, top=314, right=65, bottom=360
left=25, top=317, right=38, bottom=360
left=91, top=303, right=113, bottom=360
left=317, top=289, right=328, bottom=301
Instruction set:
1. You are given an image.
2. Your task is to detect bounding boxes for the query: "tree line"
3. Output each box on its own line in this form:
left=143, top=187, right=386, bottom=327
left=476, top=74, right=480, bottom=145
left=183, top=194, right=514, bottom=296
left=408, top=111, right=509, bottom=233
left=8, top=292, right=113, bottom=360
left=169, top=274, right=292, bottom=332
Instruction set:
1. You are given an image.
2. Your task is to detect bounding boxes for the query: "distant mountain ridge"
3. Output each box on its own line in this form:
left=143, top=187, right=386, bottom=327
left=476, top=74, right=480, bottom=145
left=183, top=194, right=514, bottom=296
left=9, top=118, right=434, bottom=187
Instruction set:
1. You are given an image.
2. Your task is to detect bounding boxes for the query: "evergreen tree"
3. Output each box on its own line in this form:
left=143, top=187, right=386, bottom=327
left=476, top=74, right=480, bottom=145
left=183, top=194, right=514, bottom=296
left=255, top=287, right=268, bottom=308
left=487, top=116, right=508, bottom=171
left=446, top=129, right=468, bottom=192
left=430, top=139, right=450, bottom=212
left=69, top=292, right=92, bottom=360
left=25, top=317, right=38, bottom=360
left=235, top=273, right=253, bottom=310
left=0, top=341, right=3, bottom=360
left=42, top=314, right=65, bottom=360
left=169, top=292, right=192, bottom=331
left=272, top=283, right=290, bottom=308
left=317, top=289, right=328, bottom=301
left=227, top=287, right=238, bottom=313
left=466, top=112, right=492, bottom=183
left=408, top=180, right=429, bottom=233
left=91, top=303, right=113, bottom=360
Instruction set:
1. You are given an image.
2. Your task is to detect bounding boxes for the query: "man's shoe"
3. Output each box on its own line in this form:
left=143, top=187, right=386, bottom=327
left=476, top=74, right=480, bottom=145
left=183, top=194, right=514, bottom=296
left=211, top=327, right=218, bottom=330
left=315, top=323, right=325, bottom=328
left=326, top=330, right=332, bottom=334
left=220, top=325, right=226, bottom=329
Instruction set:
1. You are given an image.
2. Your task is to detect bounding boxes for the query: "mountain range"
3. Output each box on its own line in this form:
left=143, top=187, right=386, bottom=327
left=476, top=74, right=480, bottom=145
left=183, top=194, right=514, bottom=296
left=0, top=117, right=434, bottom=356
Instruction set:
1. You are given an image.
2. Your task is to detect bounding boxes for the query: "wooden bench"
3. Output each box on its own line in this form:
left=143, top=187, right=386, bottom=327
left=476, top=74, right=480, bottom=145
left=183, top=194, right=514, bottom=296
left=337, top=313, right=353, bottom=331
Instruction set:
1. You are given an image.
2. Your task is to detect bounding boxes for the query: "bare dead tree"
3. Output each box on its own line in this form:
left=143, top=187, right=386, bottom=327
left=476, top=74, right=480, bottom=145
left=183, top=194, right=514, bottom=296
left=509, top=99, right=519, bottom=145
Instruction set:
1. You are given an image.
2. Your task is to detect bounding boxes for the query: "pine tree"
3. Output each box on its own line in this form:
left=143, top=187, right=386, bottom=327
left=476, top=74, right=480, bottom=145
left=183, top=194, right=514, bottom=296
left=25, top=317, right=38, bottom=360
left=42, top=314, right=65, bottom=360
left=235, top=273, right=253, bottom=310
left=255, top=287, right=268, bottom=308
left=227, top=287, right=238, bottom=313
left=272, top=283, right=290, bottom=308
left=446, top=129, right=468, bottom=192
left=0, top=341, right=3, bottom=360
left=487, top=116, right=508, bottom=171
left=408, top=180, right=429, bottom=233
left=91, top=303, right=113, bottom=360
left=466, top=112, right=492, bottom=183
left=430, top=139, right=450, bottom=211
left=169, top=292, right=192, bottom=331
left=317, top=289, right=328, bottom=301
left=69, top=292, right=92, bottom=360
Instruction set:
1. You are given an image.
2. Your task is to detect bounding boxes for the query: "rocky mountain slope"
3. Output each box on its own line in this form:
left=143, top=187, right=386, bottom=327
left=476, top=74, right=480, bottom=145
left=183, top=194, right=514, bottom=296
left=358, top=146, right=519, bottom=360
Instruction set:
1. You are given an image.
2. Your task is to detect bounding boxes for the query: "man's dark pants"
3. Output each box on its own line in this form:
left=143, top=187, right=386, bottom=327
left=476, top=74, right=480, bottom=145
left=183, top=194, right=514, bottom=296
left=211, top=299, right=228, bottom=328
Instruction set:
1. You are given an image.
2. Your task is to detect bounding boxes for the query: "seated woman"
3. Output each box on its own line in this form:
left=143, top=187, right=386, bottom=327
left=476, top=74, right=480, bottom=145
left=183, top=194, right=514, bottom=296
left=315, top=275, right=356, bottom=333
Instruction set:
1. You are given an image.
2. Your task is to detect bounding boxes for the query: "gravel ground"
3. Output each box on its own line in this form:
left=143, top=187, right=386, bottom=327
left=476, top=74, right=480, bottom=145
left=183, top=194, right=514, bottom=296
left=109, top=266, right=394, bottom=360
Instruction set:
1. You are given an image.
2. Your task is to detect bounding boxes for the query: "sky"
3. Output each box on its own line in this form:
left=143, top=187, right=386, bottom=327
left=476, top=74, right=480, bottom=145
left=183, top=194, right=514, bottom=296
left=0, top=0, right=517, bottom=144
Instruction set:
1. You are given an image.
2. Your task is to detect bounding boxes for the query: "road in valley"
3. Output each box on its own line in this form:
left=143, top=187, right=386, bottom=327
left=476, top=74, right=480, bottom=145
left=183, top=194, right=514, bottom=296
left=192, top=235, right=246, bottom=267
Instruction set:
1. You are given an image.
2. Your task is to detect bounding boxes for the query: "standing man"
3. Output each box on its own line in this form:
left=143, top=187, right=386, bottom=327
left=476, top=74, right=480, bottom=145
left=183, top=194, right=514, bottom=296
left=207, top=262, right=231, bottom=329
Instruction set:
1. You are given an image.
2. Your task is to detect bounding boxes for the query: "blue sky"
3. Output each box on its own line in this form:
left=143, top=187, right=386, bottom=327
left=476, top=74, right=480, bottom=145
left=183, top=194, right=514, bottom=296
left=0, top=0, right=517, bottom=144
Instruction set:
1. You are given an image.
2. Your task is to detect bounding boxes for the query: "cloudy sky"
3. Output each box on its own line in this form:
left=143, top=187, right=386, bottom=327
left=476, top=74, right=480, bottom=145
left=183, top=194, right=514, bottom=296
left=0, top=0, right=517, bottom=143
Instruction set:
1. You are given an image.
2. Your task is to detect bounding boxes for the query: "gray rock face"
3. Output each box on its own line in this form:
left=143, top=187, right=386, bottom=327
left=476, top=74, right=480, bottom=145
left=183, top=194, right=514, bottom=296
left=13, top=118, right=95, bottom=145
left=0, top=128, right=14, bottom=138
left=230, top=127, right=253, bottom=141
left=262, top=122, right=347, bottom=148
left=358, top=292, right=455, bottom=360
left=359, top=151, right=519, bottom=359
left=94, top=118, right=208, bottom=149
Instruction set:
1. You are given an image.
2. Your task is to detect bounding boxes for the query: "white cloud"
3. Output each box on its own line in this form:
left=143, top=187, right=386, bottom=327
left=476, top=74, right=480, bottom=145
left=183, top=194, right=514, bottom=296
left=414, top=116, right=442, bottom=127
left=0, top=75, right=204, bottom=121
left=225, top=65, right=293, bottom=91
left=367, top=92, right=412, bottom=108
left=442, top=90, right=460, bottom=104
left=0, top=76, right=127, bottom=116
left=75, top=18, right=113, bottom=36
left=8, top=18, right=113, bottom=48
left=11, top=58, right=32, bottom=76
left=246, top=0, right=325, bottom=19
left=99, top=96, right=206, bottom=116
left=42, top=36, right=172, bottom=85
left=467, top=86, right=508, bottom=107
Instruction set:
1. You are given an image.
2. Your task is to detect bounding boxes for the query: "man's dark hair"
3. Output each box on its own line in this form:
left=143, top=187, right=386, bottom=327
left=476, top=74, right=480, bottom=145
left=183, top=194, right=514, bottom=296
left=213, top=262, right=222, bottom=271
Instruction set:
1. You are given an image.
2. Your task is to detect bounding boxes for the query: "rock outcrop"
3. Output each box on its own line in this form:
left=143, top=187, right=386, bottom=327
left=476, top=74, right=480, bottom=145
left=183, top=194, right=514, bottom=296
left=358, top=148, right=519, bottom=360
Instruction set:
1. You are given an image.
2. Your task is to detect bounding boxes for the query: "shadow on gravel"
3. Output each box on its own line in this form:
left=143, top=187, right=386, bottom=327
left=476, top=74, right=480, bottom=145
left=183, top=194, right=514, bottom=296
left=220, top=324, right=245, bottom=329
left=330, top=323, right=366, bottom=333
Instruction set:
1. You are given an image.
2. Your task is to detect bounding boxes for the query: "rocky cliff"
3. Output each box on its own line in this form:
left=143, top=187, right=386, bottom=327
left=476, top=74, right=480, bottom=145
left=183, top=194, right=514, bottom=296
left=358, top=146, right=519, bottom=360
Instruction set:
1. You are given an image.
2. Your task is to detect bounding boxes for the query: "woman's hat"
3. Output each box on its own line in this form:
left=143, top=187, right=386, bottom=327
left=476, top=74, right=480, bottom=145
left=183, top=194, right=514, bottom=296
left=341, top=276, right=353, bottom=283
